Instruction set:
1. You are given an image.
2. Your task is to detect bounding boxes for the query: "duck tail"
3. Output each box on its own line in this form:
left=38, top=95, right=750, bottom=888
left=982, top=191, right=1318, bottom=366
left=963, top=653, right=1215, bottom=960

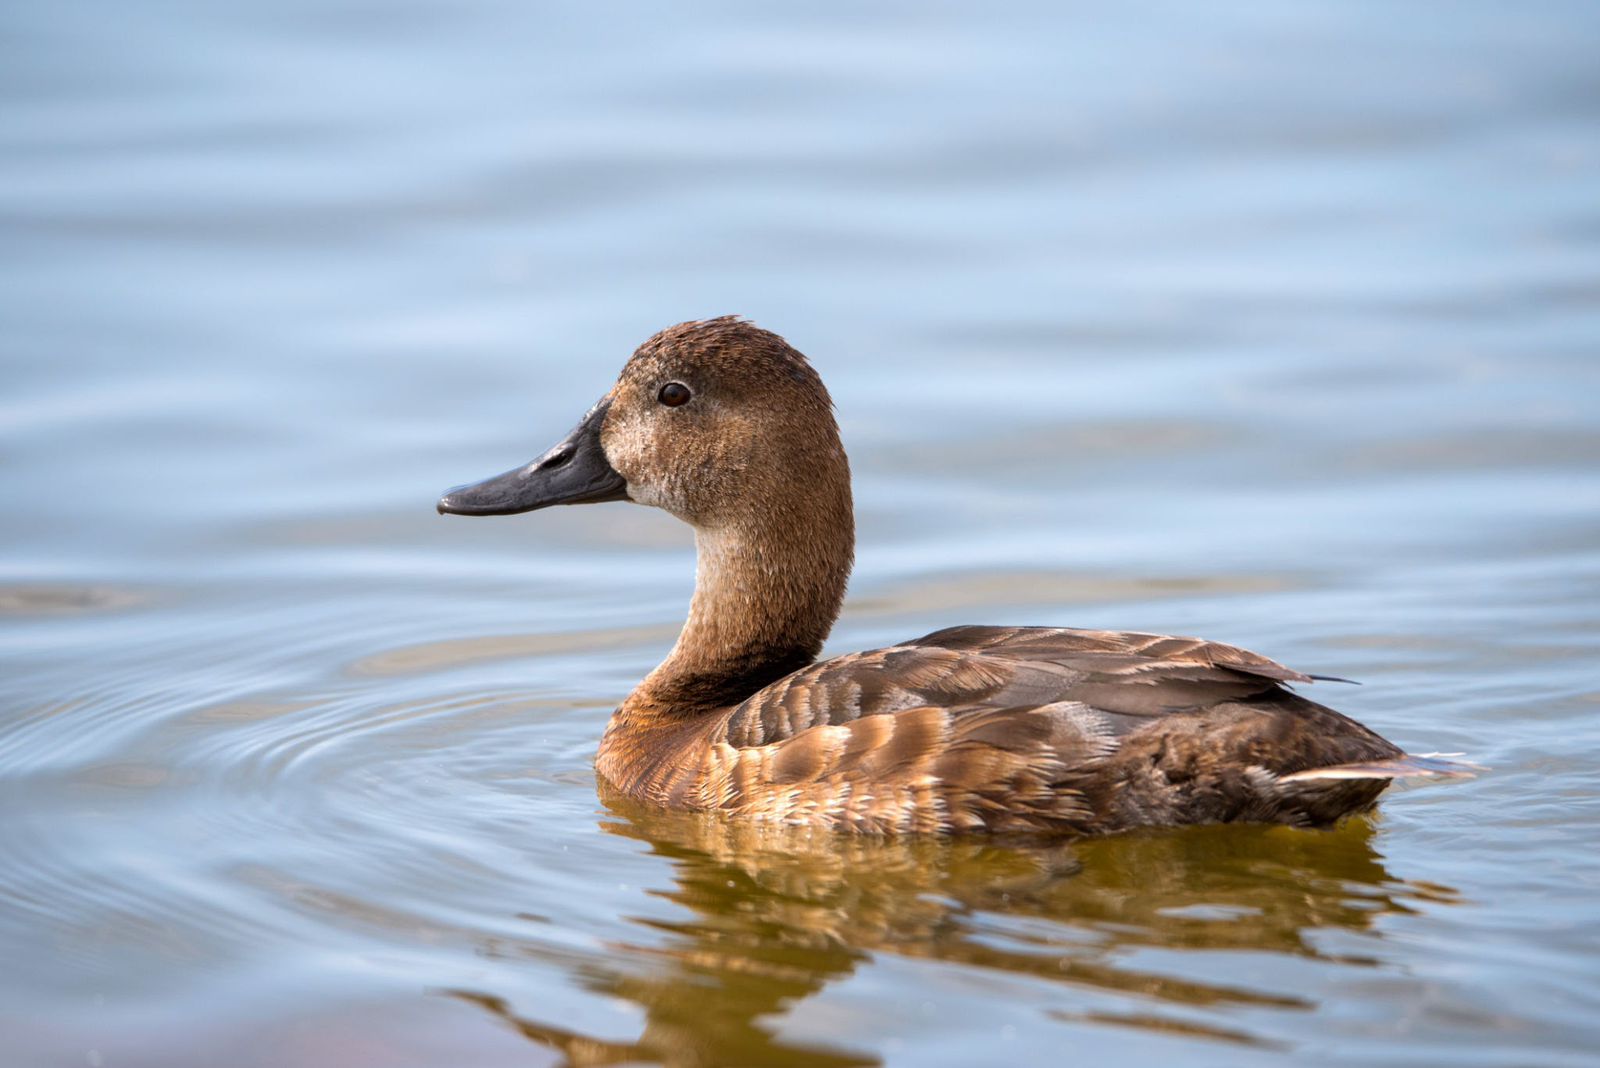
left=1278, top=752, right=1484, bottom=783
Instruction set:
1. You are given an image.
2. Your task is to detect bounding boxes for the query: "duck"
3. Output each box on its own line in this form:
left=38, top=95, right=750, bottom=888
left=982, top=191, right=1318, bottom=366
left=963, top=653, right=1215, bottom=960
left=438, top=316, right=1473, bottom=836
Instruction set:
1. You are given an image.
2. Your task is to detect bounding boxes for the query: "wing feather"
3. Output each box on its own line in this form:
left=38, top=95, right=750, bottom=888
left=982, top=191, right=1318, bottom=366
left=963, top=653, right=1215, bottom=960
left=723, top=625, right=1313, bottom=749
left=699, top=625, right=1421, bottom=834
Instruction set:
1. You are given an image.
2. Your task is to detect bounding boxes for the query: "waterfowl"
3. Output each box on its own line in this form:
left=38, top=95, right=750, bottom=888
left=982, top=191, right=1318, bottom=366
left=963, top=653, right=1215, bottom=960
left=439, top=317, right=1471, bottom=836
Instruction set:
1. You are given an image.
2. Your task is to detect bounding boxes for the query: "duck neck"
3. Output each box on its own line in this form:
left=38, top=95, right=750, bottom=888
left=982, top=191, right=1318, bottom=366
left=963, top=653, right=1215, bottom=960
left=634, top=491, right=854, bottom=714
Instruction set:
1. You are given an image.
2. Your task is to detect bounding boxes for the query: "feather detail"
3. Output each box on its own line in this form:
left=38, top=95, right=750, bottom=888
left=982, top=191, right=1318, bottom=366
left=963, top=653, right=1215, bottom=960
left=1277, top=753, right=1484, bottom=782
left=596, top=625, right=1476, bottom=835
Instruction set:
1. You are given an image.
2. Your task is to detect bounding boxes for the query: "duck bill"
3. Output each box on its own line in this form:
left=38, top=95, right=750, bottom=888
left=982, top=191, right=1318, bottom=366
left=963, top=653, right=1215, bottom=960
left=437, top=398, right=628, bottom=516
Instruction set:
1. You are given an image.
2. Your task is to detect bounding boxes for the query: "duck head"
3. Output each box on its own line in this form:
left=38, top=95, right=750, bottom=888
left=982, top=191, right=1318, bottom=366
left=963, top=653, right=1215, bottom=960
left=437, top=316, right=850, bottom=531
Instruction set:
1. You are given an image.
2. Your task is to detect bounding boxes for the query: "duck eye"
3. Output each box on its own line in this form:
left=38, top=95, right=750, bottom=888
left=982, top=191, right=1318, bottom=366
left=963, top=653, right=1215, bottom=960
left=658, top=382, right=692, bottom=408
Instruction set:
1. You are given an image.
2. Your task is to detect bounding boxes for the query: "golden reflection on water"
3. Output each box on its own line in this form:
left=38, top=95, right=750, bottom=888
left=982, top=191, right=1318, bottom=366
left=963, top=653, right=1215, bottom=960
left=454, top=797, right=1460, bottom=1066
left=347, top=624, right=680, bottom=677
left=0, top=583, right=147, bottom=616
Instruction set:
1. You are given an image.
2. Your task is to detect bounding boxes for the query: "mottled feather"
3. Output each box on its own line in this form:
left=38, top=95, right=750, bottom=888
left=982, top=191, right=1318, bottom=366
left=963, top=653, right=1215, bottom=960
left=600, top=626, right=1467, bottom=836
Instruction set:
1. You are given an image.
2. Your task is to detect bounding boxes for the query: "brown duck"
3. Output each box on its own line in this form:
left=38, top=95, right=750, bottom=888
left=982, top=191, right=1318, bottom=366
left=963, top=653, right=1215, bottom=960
left=439, top=317, right=1472, bottom=836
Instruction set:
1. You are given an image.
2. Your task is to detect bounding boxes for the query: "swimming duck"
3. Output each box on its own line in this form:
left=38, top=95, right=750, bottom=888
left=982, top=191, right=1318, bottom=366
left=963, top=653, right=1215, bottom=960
left=439, top=317, right=1471, bottom=836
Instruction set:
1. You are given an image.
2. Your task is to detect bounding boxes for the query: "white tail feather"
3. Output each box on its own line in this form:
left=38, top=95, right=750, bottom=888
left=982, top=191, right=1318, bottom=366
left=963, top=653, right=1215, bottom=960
left=1278, top=752, right=1483, bottom=783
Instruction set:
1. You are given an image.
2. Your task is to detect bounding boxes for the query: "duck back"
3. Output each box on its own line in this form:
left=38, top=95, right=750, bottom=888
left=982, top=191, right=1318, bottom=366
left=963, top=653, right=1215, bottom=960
left=598, top=626, right=1445, bottom=835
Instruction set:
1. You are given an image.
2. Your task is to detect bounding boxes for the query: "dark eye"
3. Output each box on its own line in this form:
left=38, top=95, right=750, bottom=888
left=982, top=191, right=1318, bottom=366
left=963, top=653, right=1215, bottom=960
left=658, top=382, right=692, bottom=407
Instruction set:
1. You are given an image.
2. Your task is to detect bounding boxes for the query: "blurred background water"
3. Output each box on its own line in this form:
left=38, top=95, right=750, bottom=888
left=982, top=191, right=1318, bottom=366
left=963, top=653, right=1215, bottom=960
left=3, top=1, right=1599, bottom=1065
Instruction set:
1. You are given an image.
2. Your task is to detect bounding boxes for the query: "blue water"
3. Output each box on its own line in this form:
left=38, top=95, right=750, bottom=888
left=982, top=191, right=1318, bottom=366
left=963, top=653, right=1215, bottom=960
left=3, top=2, right=1599, bottom=1065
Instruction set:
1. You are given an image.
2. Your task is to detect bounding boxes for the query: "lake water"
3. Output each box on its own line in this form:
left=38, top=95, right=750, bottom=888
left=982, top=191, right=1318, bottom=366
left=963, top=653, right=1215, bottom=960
left=3, top=2, right=1599, bottom=1065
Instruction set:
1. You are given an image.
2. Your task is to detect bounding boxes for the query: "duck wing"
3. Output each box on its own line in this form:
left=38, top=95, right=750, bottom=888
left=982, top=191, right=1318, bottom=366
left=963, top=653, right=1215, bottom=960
left=708, top=626, right=1473, bottom=834
left=723, top=625, right=1314, bottom=748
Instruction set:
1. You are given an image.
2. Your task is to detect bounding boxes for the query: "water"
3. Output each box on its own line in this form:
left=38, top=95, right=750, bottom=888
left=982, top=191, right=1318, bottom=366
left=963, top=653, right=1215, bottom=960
left=3, top=2, right=1599, bottom=1064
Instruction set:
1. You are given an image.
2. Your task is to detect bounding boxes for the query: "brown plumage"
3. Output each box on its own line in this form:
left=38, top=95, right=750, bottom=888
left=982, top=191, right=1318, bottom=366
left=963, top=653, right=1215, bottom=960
left=439, top=316, right=1474, bottom=836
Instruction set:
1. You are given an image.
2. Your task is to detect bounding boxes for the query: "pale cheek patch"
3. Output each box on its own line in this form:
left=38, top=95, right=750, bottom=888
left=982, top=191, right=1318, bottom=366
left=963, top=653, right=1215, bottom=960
left=603, top=416, right=673, bottom=510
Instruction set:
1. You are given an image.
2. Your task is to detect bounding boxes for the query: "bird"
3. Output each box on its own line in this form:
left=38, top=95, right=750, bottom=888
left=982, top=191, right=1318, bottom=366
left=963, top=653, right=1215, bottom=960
left=438, top=317, right=1473, bottom=836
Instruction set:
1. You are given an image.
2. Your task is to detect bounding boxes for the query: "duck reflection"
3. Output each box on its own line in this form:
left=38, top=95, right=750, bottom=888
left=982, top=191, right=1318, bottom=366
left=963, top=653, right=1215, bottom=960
left=455, top=796, right=1459, bottom=1066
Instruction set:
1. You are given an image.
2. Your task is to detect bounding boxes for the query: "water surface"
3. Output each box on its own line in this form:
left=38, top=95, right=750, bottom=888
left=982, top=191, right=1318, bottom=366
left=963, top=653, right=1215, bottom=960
left=3, top=2, right=1599, bottom=1065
